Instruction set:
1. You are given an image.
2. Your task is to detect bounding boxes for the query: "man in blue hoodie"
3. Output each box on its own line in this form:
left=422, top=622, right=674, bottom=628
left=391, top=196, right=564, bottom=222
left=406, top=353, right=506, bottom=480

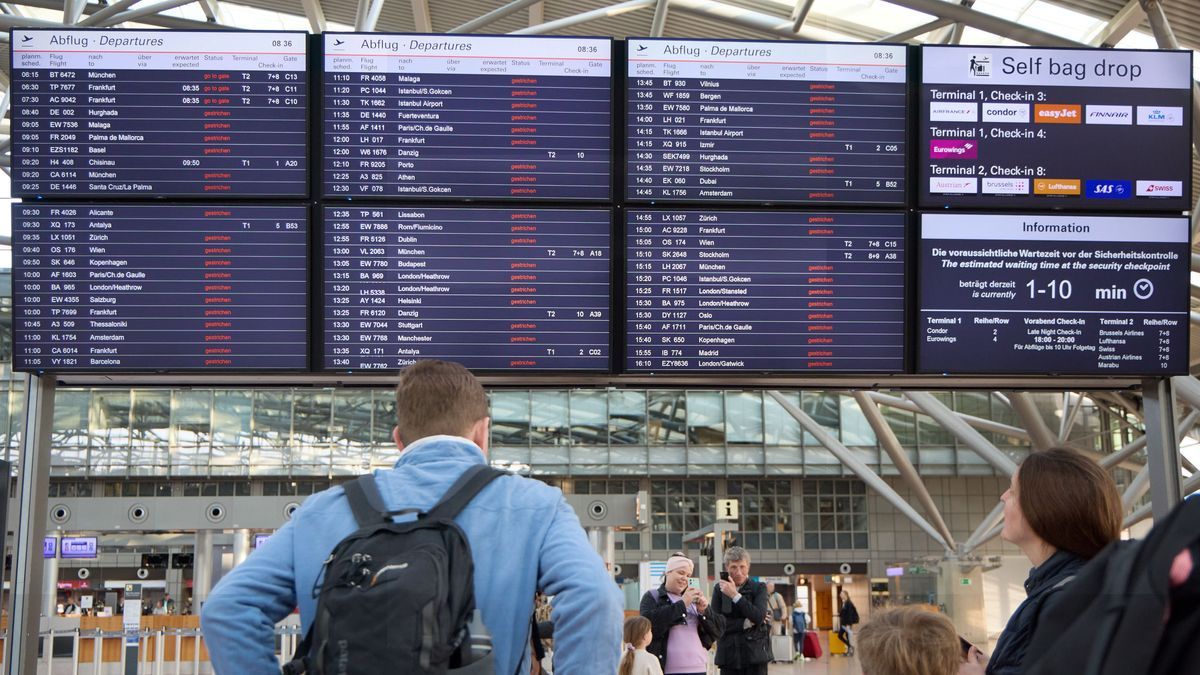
left=201, top=360, right=623, bottom=674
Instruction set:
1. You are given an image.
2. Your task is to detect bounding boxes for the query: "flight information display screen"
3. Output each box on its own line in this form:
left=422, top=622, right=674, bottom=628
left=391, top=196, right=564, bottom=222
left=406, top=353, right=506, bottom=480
left=626, top=210, right=906, bottom=372
left=918, top=213, right=1189, bottom=375
left=920, top=46, right=1192, bottom=210
left=626, top=39, right=907, bottom=205
left=11, top=29, right=308, bottom=198
left=323, top=207, right=610, bottom=371
left=12, top=204, right=309, bottom=371
left=322, top=34, right=612, bottom=200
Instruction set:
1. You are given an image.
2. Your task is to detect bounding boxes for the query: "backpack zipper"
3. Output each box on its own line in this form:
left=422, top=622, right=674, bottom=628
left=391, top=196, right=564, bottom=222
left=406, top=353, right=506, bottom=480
left=370, top=562, right=409, bottom=587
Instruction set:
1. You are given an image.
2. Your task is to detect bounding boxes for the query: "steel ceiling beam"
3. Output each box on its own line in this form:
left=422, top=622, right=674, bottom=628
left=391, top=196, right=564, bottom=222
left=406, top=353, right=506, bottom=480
left=529, top=1, right=543, bottom=26
left=669, top=0, right=825, bottom=41
left=1009, top=392, right=1059, bottom=451
left=865, top=392, right=1032, bottom=441
left=91, top=0, right=202, bottom=28
left=650, top=0, right=670, bottom=37
left=511, top=0, right=655, bottom=36
left=198, top=0, right=221, bottom=23
left=411, top=0, right=431, bottom=32
left=854, top=392, right=956, bottom=548
left=962, top=501, right=1005, bottom=554
left=907, top=392, right=1019, bottom=475
left=1138, top=0, right=1200, bottom=170
left=63, top=0, right=86, bottom=24
left=300, top=0, right=326, bottom=33
left=1091, top=0, right=1147, bottom=47
left=791, top=0, right=814, bottom=33
left=883, top=0, right=1085, bottom=47
left=768, top=391, right=952, bottom=552
left=357, top=0, right=386, bottom=32
left=449, top=0, right=553, bottom=33
left=876, top=16, right=954, bottom=43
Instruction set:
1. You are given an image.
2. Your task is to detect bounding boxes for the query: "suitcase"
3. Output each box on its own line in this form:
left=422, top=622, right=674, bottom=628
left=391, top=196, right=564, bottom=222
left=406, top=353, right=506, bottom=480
left=802, top=630, right=822, bottom=659
left=829, top=628, right=849, bottom=655
left=771, top=634, right=794, bottom=662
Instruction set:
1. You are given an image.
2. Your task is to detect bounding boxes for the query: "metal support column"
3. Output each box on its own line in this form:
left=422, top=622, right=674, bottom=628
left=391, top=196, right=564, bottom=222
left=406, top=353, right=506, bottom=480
left=4, top=374, right=56, bottom=675
left=1141, top=377, right=1181, bottom=519
left=192, top=530, right=214, bottom=612
left=232, top=529, right=252, bottom=568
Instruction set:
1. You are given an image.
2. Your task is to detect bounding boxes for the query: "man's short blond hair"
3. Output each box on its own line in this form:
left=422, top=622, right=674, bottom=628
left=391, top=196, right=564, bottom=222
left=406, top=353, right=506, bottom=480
left=394, top=360, right=488, bottom=444
left=857, top=607, right=960, bottom=675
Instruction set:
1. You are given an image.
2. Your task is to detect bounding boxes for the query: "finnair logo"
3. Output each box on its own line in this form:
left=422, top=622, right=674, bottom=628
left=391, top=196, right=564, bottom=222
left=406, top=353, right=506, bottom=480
left=1085, top=105, right=1132, bottom=125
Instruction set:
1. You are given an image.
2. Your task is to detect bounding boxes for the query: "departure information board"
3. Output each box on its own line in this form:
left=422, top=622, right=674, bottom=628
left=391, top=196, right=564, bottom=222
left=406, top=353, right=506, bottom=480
left=11, top=29, right=308, bottom=198
left=626, top=210, right=905, bottom=372
left=323, top=207, right=610, bottom=370
left=626, top=39, right=907, bottom=205
left=918, top=213, right=1189, bottom=375
left=322, top=34, right=612, bottom=200
left=12, top=204, right=309, bottom=371
left=920, top=46, right=1192, bottom=211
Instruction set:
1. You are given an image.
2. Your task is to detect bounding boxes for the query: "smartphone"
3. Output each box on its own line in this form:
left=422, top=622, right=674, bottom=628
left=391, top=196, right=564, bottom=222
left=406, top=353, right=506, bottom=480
left=687, top=577, right=701, bottom=590
left=720, top=571, right=730, bottom=582
left=959, top=636, right=973, bottom=659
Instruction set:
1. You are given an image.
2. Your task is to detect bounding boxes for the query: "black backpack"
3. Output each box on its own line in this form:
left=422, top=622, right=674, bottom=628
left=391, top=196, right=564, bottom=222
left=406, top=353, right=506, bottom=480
left=1024, top=496, right=1200, bottom=675
left=283, top=464, right=506, bottom=675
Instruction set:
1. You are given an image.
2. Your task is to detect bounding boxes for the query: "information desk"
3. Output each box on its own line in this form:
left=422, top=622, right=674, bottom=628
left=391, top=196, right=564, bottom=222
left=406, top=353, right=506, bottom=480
left=322, top=34, right=612, bottom=200
left=12, top=204, right=309, bottom=371
left=11, top=29, right=309, bottom=198
left=920, top=46, right=1192, bottom=211
left=625, top=210, right=906, bottom=372
left=918, top=213, right=1189, bottom=375
left=626, top=39, right=907, bottom=205
left=322, top=207, right=611, bottom=371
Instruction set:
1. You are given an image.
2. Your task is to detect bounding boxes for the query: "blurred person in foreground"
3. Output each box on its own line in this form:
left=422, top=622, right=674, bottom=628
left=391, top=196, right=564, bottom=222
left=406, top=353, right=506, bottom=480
left=857, top=607, right=967, bottom=675
left=201, top=360, right=623, bottom=674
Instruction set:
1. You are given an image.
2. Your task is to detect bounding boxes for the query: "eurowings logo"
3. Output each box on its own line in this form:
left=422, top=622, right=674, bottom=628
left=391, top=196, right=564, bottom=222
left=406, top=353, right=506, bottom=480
left=929, top=140, right=977, bottom=159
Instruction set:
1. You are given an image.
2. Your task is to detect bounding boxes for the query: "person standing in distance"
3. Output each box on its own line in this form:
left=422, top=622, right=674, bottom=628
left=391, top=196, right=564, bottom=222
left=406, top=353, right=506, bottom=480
left=712, top=547, right=771, bottom=675
left=200, top=360, right=623, bottom=674
left=837, top=590, right=859, bottom=657
left=640, top=552, right=724, bottom=675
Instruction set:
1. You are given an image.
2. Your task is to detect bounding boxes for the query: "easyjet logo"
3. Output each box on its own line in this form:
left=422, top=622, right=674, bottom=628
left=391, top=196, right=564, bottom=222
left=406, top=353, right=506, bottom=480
left=1034, top=104, right=1081, bottom=124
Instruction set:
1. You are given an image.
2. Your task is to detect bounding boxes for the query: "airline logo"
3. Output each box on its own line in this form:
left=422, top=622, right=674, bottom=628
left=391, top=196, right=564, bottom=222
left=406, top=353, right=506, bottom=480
left=1136, top=180, right=1182, bottom=197
left=982, top=178, right=1029, bottom=195
left=1084, top=180, right=1132, bottom=199
left=930, top=177, right=978, bottom=194
left=982, top=103, right=1029, bottom=123
left=1137, top=106, right=1183, bottom=126
left=930, top=140, right=977, bottom=159
left=1034, top=104, right=1082, bottom=124
left=1033, top=179, right=1081, bottom=195
left=929, top=102, right=977, bottom=122
left=1085, top=105, right=1133, bottom=125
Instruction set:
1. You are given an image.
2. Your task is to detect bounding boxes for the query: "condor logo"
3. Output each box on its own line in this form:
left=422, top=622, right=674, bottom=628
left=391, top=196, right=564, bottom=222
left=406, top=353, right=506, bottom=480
left=1085, top=105, right=1132, bottom=125
left=1136, top=180, right=1182, bottom=196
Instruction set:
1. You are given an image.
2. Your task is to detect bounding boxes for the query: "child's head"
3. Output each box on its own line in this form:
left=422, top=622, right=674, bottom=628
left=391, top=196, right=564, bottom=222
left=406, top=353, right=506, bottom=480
left=623, top=615, right=652, bottom=650
left=857, top=607, right=961, bottom=675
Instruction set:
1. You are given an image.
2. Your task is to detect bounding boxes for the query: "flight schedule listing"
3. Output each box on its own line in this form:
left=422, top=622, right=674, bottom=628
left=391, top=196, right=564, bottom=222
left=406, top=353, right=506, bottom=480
left=626, top=210, right=905, bottom=372
left=11, top=29, right=308, bottom=198
left=626, top=39, right=907, bottom=205
left=921, top=46, right=1192, bottom=211
left=12, top=204, right=309, bottom=372
left=323, top=34, right=611, bottom=200
left=918, top=213, right=1189, bottom=375
left=323, top=207, right=610, bottom=371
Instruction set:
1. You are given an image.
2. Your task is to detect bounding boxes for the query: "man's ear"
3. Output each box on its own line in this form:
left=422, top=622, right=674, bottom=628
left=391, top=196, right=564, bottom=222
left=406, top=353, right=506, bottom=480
left=469, top=416, right=490, bottom=454
left=393, top=426, right=405, bottom=452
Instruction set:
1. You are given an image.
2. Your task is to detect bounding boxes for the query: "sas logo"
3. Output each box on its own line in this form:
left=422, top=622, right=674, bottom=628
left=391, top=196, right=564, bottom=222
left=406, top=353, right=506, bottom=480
left=967, top=54, right=991, bottom=77
left=1085, top=180, right=1131, bottom=199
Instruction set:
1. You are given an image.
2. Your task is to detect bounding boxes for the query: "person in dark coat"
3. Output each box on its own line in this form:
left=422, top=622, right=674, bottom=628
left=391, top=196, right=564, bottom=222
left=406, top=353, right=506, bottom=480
left=836, top=590, right=859, bottom=657
left=640, top=553, right=723, bottom=675
left=964, top=448, right=1123, bottom=675
left=711, top=547, right=770, bottom=675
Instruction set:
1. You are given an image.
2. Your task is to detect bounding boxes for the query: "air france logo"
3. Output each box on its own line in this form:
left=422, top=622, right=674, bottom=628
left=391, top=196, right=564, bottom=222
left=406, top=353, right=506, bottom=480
left=968, top=54, right=991, bottom=77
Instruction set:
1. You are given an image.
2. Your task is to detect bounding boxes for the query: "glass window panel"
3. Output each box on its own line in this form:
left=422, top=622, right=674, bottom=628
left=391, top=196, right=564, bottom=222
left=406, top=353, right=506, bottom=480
left=763, top=393, right=803, bottom=446
left=371, top=390, right=396, bottom=445
left=805, top=534, right=819, bottom=549
left=687, top=392, right=724, bottom=444
left=881, top=404, right=917, bottom=446
left=249, top=390, right=292, bottom=475
left=762, top=533, right=776, bottom=549
left=608, top=390, right=646, bottom=445
left=726, top=392, right=763, bottom=444
left=838, top=533, right=852, bottom=549
left=51, top=390, right=93, bottom=473
left=821, top=533, right=836, bottom=548
left=744, top=533, right=760, bottom=549
left=647, top=392, right=687, bottom=444
left=569, top=390, right=607, bottom=446
left=292, top=390, right=333, bottom=473
left=668, top=534, right=682, bottom=550
left=854, top=533, right=869, bottom=549
left=838, top=396, right=876, bottom=446
left=802, top=392, right=840, bottom=444
left=329, top=391, right=371, bottom=474
left=129, top=390, right=170, bottom=476
left=779, top=533, right=793, bottom=549
left=490, top=391, right=530, bottom=447
left=530, top=391, right=569, bottom=445
left=804, top=515, right=819, bottom=531
left=653, top=534, right=667, bottom=550
left=625, top=533, right=641, bottom=551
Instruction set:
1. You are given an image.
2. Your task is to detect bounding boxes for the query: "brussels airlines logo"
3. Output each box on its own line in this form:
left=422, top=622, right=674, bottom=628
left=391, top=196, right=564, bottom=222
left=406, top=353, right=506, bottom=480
left=967, top=54, right=991, bottom=77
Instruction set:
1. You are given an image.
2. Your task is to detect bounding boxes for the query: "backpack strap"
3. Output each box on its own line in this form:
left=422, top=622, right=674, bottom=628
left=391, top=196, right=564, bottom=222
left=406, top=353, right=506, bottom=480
left=343, top=473, right=390, bottom=527
left=426, top=464, right=507, bottom=521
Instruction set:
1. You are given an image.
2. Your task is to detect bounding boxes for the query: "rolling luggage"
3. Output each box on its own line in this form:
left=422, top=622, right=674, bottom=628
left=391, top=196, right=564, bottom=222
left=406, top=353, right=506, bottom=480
left=829, top=628, right=849, bottom=655
left=802, top=630, right=822, bottom=659
left=771, top=634, right=794, bottom=662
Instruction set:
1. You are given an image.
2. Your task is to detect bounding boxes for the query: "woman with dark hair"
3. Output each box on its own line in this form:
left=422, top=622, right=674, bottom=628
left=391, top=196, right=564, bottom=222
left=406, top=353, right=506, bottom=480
left=836, top=590, right=859, bottom=657
left=966, top=447, right=1123, bottom=675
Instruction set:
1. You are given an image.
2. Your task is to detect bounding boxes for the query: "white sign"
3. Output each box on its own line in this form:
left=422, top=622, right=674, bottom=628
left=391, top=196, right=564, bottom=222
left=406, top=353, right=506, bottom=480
left=716, top=499, right=739, bottom=520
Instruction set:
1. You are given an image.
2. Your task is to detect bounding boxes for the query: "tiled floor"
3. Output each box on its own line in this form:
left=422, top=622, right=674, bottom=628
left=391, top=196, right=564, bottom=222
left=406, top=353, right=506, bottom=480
left=766, top=632, right=862, bottom=675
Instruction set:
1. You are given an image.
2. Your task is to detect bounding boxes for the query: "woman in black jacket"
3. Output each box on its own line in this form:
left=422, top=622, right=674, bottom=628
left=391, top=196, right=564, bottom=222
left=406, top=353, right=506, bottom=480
left=712, top=547, right=771, bottom=675
left=640, top=553, right=723, bottom=675
left=964, top=448, right=1122, bottom=675
left=836, top=591, right=859, bottom=657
